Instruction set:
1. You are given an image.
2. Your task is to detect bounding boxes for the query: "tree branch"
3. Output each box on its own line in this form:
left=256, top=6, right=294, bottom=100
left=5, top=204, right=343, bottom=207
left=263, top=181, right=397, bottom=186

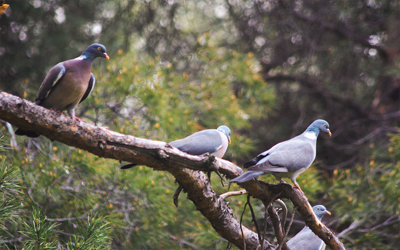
left=0, top=91, right=345, bottom=249
left=268, top=204, right=286, bottom=250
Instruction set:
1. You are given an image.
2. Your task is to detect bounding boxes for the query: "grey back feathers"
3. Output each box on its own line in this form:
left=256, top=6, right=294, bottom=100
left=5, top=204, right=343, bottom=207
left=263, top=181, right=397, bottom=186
left=121, top=125, right=231, bottom=169
left=286, top=205, right=331, bottom=250
left=169, top=125, right=231, bottom=158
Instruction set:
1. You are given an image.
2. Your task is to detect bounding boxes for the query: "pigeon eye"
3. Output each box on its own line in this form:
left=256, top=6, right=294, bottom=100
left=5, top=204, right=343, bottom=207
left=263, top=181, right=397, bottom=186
left=97, top=47, right=101, bottom=51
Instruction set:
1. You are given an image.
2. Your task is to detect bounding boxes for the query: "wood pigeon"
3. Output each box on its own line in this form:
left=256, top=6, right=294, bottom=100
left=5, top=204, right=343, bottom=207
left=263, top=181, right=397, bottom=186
left=229, top=119, right=331, bottom=194
left=286, top=205, right=331, bottom=250
left=121, top=125, right=231, bottom=169
left=15, top=44, right=109, bottom=137
left=122, top=125, right=231, bottom=207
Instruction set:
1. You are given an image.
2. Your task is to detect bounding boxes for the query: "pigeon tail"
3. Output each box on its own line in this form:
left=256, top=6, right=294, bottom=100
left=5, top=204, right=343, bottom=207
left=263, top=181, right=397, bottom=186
left=228, top=171, right=264, bottom=183
left=15, top=128, right=40, bottom=138
left=243, top=154, right=265, bottom=168
left=121, top=163, right=137, bottom=169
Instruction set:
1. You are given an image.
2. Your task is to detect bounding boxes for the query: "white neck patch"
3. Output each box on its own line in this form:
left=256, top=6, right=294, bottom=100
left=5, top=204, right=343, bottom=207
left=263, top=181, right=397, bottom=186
left=304, top=131, right=317, bottom=140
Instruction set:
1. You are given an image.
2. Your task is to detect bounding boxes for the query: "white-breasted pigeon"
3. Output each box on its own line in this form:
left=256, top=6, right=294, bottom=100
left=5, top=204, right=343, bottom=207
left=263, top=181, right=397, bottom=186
left=121, top=125, right=231, bottom=169
left=286, top=205, right=331, bottom=250
left=229, top=119, right=331, bottom=193
left=169, top=125, right=231, bottom=158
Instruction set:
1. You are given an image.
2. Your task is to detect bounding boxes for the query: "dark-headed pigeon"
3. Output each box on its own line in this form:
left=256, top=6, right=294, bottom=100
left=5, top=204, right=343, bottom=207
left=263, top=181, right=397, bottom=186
left=15, top=44, right=109, bottom=137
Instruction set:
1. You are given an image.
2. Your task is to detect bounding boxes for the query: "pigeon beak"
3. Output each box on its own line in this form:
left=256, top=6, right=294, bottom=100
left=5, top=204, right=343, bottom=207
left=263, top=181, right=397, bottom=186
left=327, top=129, right=332, bottom=137
left=0, top=4, right=9, bottom=14
left=326, top=210, right=331, bottom=215
left=229, top=138, right=231, bottom=144
left=104, top=53, right=110, bottom=60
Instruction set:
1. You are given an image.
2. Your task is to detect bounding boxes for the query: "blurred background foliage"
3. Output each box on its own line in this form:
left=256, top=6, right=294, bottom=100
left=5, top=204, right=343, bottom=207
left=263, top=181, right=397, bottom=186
left=1, top=0, right=400, bottom=249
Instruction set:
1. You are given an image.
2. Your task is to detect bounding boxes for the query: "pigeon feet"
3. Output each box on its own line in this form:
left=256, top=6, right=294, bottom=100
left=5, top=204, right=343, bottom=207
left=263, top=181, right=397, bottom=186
left=293, top=183, right=304, bottom=194
left=73, top=116, right=84, bottom=122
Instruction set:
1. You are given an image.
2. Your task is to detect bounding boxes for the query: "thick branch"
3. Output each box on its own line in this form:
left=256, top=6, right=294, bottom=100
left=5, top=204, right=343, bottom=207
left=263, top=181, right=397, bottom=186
left=0, top=91, right=345, bottom=249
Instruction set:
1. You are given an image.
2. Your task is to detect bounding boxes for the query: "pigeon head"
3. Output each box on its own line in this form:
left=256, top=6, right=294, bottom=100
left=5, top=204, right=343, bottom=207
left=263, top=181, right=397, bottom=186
left=307, top=119, right=331, bottom=137
left=81, top=43, right=110, bottom=61
left=312, top=205, right=331, bottom=221
left=217, top=125, right=231, bottom=143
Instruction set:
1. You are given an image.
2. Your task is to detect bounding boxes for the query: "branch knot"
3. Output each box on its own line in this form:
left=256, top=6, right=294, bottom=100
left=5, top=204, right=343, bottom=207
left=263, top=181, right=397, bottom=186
left=157, top=149, right=169, bottom=159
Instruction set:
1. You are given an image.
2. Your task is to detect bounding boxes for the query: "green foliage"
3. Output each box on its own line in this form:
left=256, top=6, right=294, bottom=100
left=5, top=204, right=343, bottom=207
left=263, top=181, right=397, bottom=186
left=20, top=209, right=59, bottom=250
left=66, top=213, right=111, bottom=250
left=0, top=158, right=21, bottom=237
left=0, top=136, right=21, bottom=246
left=0, top=134, right=114, bottom=249
left=324, top=134, right=400, bottom=248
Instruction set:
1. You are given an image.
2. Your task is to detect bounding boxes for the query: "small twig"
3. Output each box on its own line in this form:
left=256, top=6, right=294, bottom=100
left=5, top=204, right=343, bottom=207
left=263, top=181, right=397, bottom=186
left=46, top=217, right=79, bottom=222
left=27, top=187, right=44, bottom=208
left=262, top=193, right=282, bottom=247
left=0, top=236, right=23, bottom=244
left=239, top=199, right=248, bottom=250
left=267, top=206, right=282, bottom=247
left=358, top=215, right=400, bottom=232
left=169, top=234, right=201, bottom=250
left=215, top=169, right=226, bottom=187
left=173, top=184, right=184, bottom=207
left=275, top=199, right=287, bottom=231
left=247, top=194, right=263, bottom=246
left=262, top=205, right=268, bottom=250
left=219, top=190, right=247, bottom=200
left=30, top=139, right=46, bottom=156
left=52, top=229, right=83, bottom=238
left=277, top=207, right=297, bottom=250
left=337, top=219, right=364, bottom=238
left=208, top=157, right=226, bottom=187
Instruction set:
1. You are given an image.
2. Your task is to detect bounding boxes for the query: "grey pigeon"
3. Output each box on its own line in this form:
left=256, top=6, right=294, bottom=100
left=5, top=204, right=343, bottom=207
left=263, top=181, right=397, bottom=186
left=286, top=205, right=331, bottom=250
left=169, top=125, right=231, bottom=157
left=15, top=44, right=109, bottom=137
left=229, top=119, right=331, bottom=193
left=121, top=125, right=231, bottom=169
